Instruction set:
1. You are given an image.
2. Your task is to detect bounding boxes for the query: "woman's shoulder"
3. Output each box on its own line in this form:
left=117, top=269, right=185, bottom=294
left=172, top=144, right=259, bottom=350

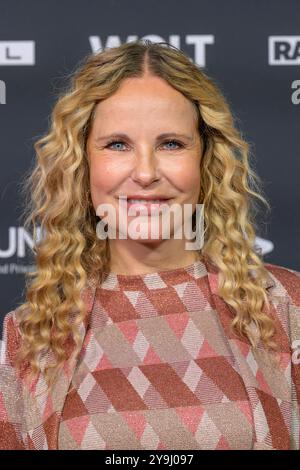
left=1, top=308, right=23, bottom=367
left=263, top=261, right=300, bottom=305
left=264, top=261, right=300, bottom=279
left=0, top=309, right=27, bottom=450
left=262, top=262, right=300, bottom=350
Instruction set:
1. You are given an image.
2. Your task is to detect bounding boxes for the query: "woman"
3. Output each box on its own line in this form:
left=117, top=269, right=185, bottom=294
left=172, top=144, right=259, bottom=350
left=1, top=39, right=300, bottom=450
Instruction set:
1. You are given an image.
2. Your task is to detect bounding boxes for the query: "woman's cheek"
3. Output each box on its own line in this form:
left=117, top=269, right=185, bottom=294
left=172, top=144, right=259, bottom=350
left=170, top=161, right=200, bottom=194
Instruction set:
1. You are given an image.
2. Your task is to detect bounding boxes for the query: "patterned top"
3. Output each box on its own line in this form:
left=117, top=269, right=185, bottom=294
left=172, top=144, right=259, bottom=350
left=58, top=259, right=255, bottom=450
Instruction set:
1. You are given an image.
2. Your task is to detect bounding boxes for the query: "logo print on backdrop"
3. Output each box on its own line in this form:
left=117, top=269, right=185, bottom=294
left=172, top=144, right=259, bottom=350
left=269, top=36, right=300, bottom=65
left=0, top=227, right=42, bottom=258
left=0, top=80, right=5, bottom=104
left=0, top=41, right=35, bottom=65
left=253, top=236, right=274, bottom=256
left=291, top=80, right=300, bottom=104
left=0, top=227, right=42, bottom=275
left=89, top=35, right=215, bottom=67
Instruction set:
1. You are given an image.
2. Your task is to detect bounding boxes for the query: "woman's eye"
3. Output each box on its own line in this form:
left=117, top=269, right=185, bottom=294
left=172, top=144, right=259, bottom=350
left=163, top=140, right=182, bottom=150
left=106, top=141, right=127, bottom=151
left=105, top=140, right=183, bottom=151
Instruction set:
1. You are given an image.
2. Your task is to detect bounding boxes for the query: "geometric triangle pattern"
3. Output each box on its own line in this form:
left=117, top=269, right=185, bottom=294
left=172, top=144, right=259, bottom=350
left=59, top=259, right=254, bottom=449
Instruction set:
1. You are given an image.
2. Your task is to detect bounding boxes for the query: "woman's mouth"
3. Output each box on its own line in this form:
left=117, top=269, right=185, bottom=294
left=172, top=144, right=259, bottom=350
left=118, top=198, right=171, bottom=214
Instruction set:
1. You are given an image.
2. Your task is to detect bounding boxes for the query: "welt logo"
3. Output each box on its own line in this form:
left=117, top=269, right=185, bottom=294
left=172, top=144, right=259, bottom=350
left=269, top=36, right=300, bottom=65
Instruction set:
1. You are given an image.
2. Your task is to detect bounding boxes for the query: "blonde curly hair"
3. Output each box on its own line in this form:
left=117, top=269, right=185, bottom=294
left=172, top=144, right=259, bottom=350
left=14, top=39, right=279, bottom=393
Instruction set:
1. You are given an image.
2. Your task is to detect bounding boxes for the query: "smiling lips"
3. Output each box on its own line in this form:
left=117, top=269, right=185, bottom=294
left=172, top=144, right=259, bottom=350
left=118, top=196, right=171, bottom=214
left=118, top=194, right=171, bottom=200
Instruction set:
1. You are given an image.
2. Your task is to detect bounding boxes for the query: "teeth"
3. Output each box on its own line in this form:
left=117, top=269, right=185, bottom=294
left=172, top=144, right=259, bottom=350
left=128, top=199, right=165, bottom=203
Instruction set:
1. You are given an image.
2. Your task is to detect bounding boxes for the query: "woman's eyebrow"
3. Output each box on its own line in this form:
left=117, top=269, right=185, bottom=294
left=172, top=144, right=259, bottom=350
left=94, top=132, right=194, bottom=143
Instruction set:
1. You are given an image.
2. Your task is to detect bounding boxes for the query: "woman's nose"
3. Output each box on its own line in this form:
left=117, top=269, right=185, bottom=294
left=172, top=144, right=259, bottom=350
left=130, top=150, right=160, bottom=185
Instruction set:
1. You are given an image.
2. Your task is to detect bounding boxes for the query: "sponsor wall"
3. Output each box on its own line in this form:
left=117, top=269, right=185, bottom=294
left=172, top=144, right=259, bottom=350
left=0, top=0, right=299, bottom=331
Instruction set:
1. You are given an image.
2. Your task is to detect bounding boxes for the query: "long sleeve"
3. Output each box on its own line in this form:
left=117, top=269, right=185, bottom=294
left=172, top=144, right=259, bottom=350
left=0, top=311, right=26, bottom=450
left=288, top=268, right=300, bottom=450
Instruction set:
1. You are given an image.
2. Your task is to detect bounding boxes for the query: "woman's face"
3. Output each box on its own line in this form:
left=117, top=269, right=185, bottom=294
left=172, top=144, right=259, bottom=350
left=86, top=74, right=202, bottom=243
